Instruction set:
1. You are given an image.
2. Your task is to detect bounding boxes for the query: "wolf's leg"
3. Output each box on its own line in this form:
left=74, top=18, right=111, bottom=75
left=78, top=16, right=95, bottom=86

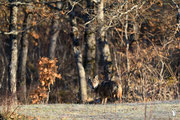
left=101, top=98, right=104, bottom=104
left=104, top=97, right=107, bottom=104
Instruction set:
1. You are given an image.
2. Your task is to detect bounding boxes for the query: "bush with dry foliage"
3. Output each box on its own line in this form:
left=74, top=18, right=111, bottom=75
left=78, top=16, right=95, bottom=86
left=30, top=57, right=61, bottom=104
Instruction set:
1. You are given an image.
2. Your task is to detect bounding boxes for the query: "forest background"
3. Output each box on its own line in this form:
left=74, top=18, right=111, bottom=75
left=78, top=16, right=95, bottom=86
left=0, top=0, right=179, bottom=105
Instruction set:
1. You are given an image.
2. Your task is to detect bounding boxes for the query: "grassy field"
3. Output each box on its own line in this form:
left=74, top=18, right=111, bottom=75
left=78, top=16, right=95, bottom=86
left=0, top=100, right=180, bottom=120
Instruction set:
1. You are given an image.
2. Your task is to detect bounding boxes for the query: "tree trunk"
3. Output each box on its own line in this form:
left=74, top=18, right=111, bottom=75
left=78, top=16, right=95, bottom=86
left=0, top=39, right=9, bottom=96
left=125, top=2, right=129, bottom=96
left=0, top=55, right=5, bottom=90
left=18, top=11, right=32, bottom=103
left=97, top=0, right=112, bottom=80
left=134, top=7, right=140, bottom=55
left=177, top=8, right=180, bottom=29
left=46, top=15, right=60, bottom=104
left=48, top=16, right=60, bottom=59
left=0, top=40, right=7, bottom=92
left=84, top=0, right=96, bottom=79
left=70, top=11, right=87, bottom=103
left=8, top=0, right=18, bottom=104
left=46, top=3, right=63, bottom=104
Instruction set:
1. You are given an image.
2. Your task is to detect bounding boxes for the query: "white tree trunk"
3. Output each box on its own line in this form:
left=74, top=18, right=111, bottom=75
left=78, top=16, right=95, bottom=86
left=84, top=0, right=96, bottom=78
left=97, top=0, right=112, bottom=80
left=8, top=0, right=18, bottom=103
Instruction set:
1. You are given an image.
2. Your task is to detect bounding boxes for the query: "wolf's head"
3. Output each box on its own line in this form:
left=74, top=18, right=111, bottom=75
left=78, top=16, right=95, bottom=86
left=88, top=75, right=99, bottom=89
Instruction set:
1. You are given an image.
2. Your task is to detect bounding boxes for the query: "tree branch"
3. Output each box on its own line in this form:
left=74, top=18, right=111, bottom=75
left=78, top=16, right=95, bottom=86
left=0, top=1, right=62, bottom=6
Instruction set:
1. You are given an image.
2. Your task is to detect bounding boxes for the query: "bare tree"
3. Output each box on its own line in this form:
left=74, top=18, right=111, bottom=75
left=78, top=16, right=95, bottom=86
left=84, top=0, right=96, bottom=79
left=97, top=0, right=112, bottom=80
left=0, top=55, right=5, bottom=90
left=124, top=1, right=130, bottom=95
left=8, top=0, right=18, bottom=104
left=48, top=2, right=63, bottom=59
left=46, top=3, right=63, bottom=104
left=69, top=5, right=87, bottom=103
left=0, top=38, right=8, bottom=92
left=18, top=9, right=32, bottom=103
left=48, top=16, right=60, bottom=59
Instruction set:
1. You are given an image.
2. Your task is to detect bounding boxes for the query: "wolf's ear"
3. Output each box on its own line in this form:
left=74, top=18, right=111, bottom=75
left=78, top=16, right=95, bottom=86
left=94, top=75, right=98, bottom=80
left=87, top=77, right=93, bottom=89
left=111, top=75, right=116, bottom=81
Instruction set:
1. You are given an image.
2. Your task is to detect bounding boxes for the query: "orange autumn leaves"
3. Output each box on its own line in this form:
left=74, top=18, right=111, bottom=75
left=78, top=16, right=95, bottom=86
left=31, top=57, right=61, bottom=104
left=38, top=57, right=61, bottom=86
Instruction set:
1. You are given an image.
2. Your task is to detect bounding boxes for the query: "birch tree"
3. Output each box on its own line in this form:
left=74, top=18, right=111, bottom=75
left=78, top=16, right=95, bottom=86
left=84, top=0, right=96, bottom=79
left=97, top=0, right=112, bottom=81
left=8, top=0, right=18, bottom=103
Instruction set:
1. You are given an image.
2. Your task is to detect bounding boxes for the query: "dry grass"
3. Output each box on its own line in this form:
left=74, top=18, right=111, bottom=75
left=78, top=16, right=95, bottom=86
left=0, top=100, right=180, bottom=120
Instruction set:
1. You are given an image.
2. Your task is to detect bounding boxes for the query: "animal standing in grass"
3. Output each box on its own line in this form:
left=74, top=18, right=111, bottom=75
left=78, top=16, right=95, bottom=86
left=88, top=75, right=122, bottom=104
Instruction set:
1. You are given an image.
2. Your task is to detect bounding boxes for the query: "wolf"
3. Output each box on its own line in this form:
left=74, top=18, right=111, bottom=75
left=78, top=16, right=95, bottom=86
left=88, top=75, right=122, bottom=104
